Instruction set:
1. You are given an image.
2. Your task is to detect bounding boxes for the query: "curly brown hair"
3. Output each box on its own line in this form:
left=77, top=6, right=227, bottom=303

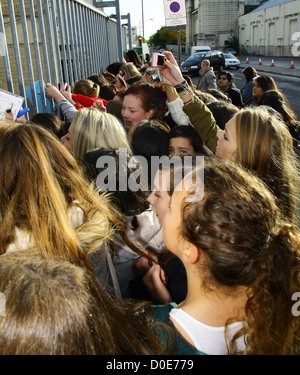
left=181, top=157, right=300, bottom=354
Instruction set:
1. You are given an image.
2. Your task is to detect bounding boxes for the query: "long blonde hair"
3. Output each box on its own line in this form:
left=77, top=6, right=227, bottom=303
left=0, top=121, right=123, bottom=267
left=72, top=107, right=131, bottom=163
left=234, top=106, right=300, bottom=223
left=120, top=63, right=141, bottom=80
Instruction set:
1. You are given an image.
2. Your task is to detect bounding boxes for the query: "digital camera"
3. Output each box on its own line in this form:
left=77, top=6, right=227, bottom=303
left=151, top=53, right=165, bottom=67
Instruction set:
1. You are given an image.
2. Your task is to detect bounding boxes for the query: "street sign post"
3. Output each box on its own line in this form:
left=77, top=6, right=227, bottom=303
left=163, top=0, right=186, bottom=65
left=163, top=0, right=186, bottom=27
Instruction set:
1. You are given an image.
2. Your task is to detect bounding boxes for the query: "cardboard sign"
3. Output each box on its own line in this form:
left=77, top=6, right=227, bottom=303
left=0, top=88, right=24, bottom=121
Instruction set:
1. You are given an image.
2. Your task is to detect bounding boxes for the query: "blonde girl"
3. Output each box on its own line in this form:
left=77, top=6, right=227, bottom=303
left=158, top=51, right=300, bottom=224
left=61, top=107, right=131, bottom=164
left=0, top=121, right=124, bottom=290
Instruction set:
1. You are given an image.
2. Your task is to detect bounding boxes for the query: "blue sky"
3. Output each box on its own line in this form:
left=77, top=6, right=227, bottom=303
left=103, top=0, right=166, bottom=39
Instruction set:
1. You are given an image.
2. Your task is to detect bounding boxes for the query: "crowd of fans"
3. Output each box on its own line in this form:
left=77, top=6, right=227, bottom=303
left=0, top=48, right=300, bottom=355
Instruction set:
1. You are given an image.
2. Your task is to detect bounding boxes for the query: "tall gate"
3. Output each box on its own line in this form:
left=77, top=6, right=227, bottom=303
left=0, top=0, right=127, bottom=114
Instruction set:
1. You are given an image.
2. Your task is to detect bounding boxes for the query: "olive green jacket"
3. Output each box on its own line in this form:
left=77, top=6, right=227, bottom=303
left=182, top=97, right=219, bottom=153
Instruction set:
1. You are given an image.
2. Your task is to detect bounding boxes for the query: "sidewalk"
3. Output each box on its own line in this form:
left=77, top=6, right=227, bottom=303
left=239, top=56, right=300, bottom=78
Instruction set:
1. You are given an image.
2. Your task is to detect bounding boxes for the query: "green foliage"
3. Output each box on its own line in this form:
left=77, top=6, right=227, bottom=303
left=148, top=27, right=186, bottom=48
left=225, top=35, right=240, bottom=53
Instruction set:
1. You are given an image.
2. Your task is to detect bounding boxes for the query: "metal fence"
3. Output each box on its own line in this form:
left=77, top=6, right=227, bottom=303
left=0, top=0, right=127, bottom=114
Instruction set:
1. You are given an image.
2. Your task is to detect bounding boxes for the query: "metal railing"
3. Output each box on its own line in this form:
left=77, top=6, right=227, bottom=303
left=0, top=0, right=127, bottom=114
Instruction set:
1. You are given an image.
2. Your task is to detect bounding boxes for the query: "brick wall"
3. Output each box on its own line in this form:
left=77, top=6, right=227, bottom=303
left=0, top=42, right=48, bottom=96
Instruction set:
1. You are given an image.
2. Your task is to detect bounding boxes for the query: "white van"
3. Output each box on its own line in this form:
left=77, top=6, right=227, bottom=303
left=191, top=46, right=211, bottom=54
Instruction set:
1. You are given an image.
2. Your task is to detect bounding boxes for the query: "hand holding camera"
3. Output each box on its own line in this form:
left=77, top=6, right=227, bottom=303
left=157, top=51, right=185, bottom=86
left=149, top=51, right=187, bottom=88
left=151, top=53, right=166, bottom=67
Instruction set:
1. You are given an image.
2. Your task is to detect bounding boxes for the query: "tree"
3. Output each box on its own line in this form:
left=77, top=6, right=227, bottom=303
left=148, top=29, right=165, bottom=48
left=148, top=27, right=186, bottom=48
left=225, top=35, right=239, bottom=53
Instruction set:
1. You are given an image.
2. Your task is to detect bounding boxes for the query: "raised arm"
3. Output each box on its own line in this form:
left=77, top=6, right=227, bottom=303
left=45, top=83, right=66, bottom=103
left=45, top=83, right=77, bottom=122
left=60, top=83, right=77, bottom=106
left=182, top=97, right=219, bottom=153
left=159, top=52, right=219, bottom=153
left=164, top=84, right=192, bottom=126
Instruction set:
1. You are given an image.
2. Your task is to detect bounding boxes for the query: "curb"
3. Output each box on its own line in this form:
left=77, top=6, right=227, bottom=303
left=240, top=64, right=300, bottom=79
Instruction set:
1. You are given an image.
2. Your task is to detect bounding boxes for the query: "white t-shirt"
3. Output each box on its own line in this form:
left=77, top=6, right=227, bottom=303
left=169, top=307, right=246, bottom=355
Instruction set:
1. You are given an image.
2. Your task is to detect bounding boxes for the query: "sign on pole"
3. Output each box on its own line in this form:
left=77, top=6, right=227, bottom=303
left=163, top=0, right=186, bottom=27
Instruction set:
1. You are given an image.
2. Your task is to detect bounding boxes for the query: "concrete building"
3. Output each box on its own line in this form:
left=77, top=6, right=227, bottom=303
left=132, top=26, right=138, bottom=46
left=239, top=0, right=300, bottom=56
left=185, top=0, right=261, bottom=52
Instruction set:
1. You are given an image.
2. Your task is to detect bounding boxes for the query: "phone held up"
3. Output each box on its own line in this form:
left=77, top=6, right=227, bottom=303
left=151, top=53, right=165, bottom=67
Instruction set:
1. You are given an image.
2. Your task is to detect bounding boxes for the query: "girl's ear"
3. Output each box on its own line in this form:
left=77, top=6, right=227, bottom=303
left=181, top=240, right=199, bottom=265
left=145, top=109, right=155, bottom=119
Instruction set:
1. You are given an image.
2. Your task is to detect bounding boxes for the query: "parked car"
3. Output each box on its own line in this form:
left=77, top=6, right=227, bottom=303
left=180, top=50, right=225, bottom=76
left=224, top=53, right=240, bottom=69
left=223, top=48, right=237, bottom=55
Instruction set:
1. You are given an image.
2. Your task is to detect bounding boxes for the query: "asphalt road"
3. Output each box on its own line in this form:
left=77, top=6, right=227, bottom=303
left=191, top=68, right=300, bottom=120
left=151, top=50, right=300, bottom=119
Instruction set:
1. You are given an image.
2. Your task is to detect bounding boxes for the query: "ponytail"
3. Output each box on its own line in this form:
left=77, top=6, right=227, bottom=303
left=73, top=79, right=100, bottom=98
left=244, top=224, right=300, bottom=354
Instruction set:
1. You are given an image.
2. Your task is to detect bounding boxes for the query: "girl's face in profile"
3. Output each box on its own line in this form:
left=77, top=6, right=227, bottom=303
left=60, top=123, right=74, bottom=154
left=121, top=94, right=154, bottom=131
left=162, top=174, right=200, bottom=259
left=252, top=79, right=263, bottom=99
left=216, top=116, right=237, bottom=161
left=162, top=184, right=186, bottom=257
left=147, top=170, right=171, bottom=226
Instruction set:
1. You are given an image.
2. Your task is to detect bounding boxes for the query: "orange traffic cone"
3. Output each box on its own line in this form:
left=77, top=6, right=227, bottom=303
left=258, top=56, right=262, bottom=65
left=271, top=57, right=275, bottom=66
left=246, top=56, right=249, bottom=63
left=290, top=58, right=295, bottom=68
